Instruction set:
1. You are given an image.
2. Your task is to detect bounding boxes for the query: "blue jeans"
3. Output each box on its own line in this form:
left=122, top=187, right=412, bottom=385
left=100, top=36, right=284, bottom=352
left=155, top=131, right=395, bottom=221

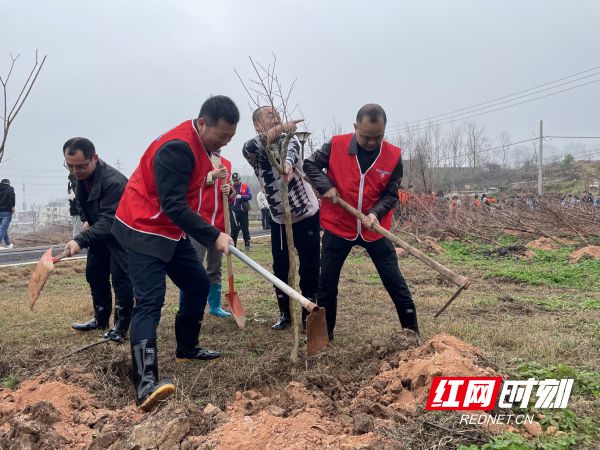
left=0, top=212, right=12, bottom=245
left=128, top=238, right=210, bottom=343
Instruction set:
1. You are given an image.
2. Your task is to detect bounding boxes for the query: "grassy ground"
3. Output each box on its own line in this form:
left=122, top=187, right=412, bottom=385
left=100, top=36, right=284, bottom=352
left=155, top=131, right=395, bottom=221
left=0, top=235, right=599, bottom=449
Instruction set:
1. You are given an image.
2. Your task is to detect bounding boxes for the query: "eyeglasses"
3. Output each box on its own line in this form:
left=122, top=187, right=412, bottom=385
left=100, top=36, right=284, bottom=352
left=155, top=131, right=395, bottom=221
left=63, top=159, right=92, bottom=172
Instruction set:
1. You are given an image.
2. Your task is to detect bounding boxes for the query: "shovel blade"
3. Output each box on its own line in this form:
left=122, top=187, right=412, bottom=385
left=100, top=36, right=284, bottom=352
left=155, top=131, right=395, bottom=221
left=28, top=248, right=55, bottom=309
left=306, top=306, right=329, bottom=356
left=226, top=291, right=246, bottom=328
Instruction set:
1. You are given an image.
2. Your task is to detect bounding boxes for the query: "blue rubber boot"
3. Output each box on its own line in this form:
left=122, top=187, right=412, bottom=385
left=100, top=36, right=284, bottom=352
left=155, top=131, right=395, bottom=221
left=208, top=284, right=231, bottom=318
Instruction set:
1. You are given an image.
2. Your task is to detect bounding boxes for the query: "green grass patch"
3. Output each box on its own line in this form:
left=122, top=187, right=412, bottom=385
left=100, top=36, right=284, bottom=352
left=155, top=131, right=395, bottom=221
left=439, top=241, right=600, bottom=291
left=514, top=362, right=600, bottom=398
left=518, top=294, right=600, bottom=311
left=1, top=373, right=19, bottom=389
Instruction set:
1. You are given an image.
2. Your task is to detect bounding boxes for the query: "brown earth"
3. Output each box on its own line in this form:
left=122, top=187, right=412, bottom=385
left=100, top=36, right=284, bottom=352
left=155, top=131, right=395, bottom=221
left=569, top=245, right=600, bottom=264
left=526, top=236, right=577, bottom=251
left=0, top=334, right=509, bottom=449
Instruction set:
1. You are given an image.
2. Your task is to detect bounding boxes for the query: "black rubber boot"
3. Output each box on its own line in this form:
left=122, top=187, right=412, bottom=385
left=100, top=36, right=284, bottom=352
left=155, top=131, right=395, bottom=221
left=131, top=339, right=175, bottom=412
left=175, top=312, right=220, bottom=361
left=102, top=303, right=133, bottom=343
left=72, top=317, right=109, bottom=332
left=272, top=293, right=291, bottom=330
left=399, top=307, right=422, bottom=345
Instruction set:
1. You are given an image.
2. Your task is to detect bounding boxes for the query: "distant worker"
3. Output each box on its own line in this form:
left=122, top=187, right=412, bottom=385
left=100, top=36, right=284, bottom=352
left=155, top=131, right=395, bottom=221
left=229, top=173, right=252, bottom=251
left=257, top=187, right=271, bottom=230
left=0, top=179, right=15, bottom=249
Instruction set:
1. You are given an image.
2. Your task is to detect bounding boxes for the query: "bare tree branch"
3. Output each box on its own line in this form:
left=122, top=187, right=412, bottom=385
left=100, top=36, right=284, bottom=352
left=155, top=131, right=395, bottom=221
left=0, top=50, right=47, bottom=164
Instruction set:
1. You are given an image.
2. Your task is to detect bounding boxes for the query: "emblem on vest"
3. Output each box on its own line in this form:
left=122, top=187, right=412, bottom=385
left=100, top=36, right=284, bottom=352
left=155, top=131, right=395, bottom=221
left=376, top=168, right=392, bottom=179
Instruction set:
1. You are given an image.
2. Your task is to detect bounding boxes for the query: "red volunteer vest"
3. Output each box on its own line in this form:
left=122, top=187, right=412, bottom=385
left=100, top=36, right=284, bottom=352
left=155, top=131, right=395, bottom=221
left=115, top=120, right=212, bottom=240
left=199, top=156, right=232, bottom=232
left=320, top=133, right=401, bottom=241
left=229, top=183, right=250, bottom=204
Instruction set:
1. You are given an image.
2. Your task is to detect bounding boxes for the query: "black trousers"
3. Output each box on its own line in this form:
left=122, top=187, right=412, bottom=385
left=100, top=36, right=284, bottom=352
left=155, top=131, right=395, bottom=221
left=316, top=230, right=418, bottom=336
left=261, top=208, right=271, bottom=229
left=230, top=209, right=250, bottom=248
left=85, top=239, right=134, bottom=326
left=128, top=238, right=210, bottom=343
left=271, top=212, right=320, bottom=317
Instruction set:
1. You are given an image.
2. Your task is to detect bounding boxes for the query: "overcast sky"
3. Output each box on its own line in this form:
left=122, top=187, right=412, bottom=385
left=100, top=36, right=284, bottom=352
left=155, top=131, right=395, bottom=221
left=1, top=0, right=599, bottom=205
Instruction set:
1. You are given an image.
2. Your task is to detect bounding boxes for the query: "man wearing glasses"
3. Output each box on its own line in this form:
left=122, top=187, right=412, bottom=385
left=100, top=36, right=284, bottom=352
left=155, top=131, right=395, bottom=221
left=62, top=137, right=134, bottom=343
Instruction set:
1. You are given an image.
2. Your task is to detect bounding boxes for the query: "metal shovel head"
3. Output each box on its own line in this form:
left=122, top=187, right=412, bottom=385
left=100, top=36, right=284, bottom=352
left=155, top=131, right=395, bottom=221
left=306, top=306, right=329, bottom=356
left=28, top=247, right=55, bottom=309
left=226, top=288, right=246, bottom=328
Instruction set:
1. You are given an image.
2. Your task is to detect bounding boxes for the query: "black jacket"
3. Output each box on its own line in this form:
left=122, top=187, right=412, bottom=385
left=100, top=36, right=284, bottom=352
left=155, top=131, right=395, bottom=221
left=73, top=160, right=128, bottom=249
left=0, top=183, right=15, bottom=213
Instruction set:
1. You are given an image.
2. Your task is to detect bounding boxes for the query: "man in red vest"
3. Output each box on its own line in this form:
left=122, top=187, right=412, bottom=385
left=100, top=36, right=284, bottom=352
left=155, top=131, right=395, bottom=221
left=112, top=95, right=238, bottom=412
left=189, top=153, right=235, bottom=317
left=303, top=104, right=420, bottom=342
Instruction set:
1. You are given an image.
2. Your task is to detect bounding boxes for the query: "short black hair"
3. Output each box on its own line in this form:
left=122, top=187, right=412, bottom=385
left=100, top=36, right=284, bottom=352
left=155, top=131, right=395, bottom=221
left=0, top=179, right=9, bottom=185
left=63, top=137, right=96, bottom=159
left=356, top=104, right=387, bottom=125
left=199, top=95, right=240, bottom=126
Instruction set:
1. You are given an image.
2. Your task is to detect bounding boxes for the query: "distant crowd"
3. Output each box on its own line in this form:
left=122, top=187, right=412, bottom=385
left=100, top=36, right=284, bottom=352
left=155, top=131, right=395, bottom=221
left=396, top=186, right=600, bottom=215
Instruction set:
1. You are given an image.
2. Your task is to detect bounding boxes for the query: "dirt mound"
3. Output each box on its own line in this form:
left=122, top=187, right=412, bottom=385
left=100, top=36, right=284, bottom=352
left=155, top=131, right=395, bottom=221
left=422, top=238, right=444, bottom=255
left=569, top=245, right=600, bottom=263
left=192, top=334, right=497, bottom=449
left=0, top=376, right=142, bottom=449
left=526, top=236, right=574, bottom=251
left=351, top=334, right=499, bottom=416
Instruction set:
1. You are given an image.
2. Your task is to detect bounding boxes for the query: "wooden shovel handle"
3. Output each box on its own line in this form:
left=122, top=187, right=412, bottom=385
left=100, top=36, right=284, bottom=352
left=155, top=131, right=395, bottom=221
left=335, top=197, right=470, bottom=289
left=52, top=248, right=72, bottom=263
left=223, top=193, right=235, bottom=285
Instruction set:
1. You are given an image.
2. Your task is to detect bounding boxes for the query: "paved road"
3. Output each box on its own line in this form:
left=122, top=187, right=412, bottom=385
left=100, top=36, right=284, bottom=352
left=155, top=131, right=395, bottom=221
left=0, top=228, right=271, bottom=267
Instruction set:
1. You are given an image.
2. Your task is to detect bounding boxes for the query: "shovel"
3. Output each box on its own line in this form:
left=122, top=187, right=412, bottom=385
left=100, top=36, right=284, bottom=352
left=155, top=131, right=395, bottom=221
left=228, top=245, right=329, bottom=356
left=334, top=197, right=471, bottom=317
left=28, top=247, right=71, bottom=309
left=223, top=193, right=246, bottom=328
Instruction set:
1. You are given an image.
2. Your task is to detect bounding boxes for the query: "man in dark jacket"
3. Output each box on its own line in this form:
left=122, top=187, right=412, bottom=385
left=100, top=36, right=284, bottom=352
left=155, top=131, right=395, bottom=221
left=0, top=179, right=15, bottom=249
left=62, top=137, right=134, bottom=343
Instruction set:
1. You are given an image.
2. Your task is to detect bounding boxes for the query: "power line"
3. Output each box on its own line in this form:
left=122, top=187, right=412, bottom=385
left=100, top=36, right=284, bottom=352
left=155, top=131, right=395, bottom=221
left=388, top=65, right=600, bottom=131
left=387, top=77, right=600, bottom=136
left=546, top=136, right=600, bottom=139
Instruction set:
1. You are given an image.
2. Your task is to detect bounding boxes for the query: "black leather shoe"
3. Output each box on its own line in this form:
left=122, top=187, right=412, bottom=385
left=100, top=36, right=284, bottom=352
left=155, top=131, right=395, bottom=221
left=271, top=316, right=291, bottom=330
left=102, top=326, right=126, bottom=343
left=72, top=317, right=108, bottom=332
left=176, top=347, right=220, bottom=362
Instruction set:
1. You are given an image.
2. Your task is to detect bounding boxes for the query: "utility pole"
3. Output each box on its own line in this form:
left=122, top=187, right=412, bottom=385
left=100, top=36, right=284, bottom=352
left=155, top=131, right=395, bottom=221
left=22, top=181, right=26, bottom=211
left=538, top=120, right=543, bottom=196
